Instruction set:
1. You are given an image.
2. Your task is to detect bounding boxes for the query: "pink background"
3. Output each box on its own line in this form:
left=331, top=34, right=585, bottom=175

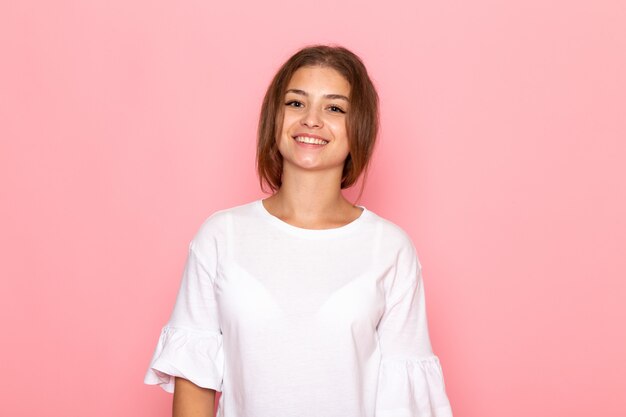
left=1, top=0, right=625, bottom=416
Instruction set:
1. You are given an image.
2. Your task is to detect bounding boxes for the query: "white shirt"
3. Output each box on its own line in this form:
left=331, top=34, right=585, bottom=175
left=144, top=199, right=453, bottom=417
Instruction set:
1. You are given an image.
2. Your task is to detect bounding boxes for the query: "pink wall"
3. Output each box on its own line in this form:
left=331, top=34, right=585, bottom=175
left=1, top=0, right=624, bottom=416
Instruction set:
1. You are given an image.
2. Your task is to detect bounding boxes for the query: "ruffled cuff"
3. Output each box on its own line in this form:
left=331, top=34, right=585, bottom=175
left=143, top=326, right=224, bottom=393
left=376, top=356, right=453, bottom=417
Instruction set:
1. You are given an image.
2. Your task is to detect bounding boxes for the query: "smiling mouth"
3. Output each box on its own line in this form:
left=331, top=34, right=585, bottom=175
left=293, top=135, right=329, bottom=145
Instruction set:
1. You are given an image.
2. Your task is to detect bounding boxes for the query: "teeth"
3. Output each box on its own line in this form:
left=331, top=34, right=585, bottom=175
left=295, top=136, right=329, bottom=145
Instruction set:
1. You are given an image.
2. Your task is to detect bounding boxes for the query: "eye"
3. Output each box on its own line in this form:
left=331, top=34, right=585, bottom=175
left=328, top=105, right=346, bottom=114
left=285, top=100, right=304, bottom=108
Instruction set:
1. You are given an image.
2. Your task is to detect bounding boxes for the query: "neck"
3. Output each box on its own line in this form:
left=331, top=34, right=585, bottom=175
left=279, top=162, right=346, bottom=210
left=262, top=162, right=359, bottom=229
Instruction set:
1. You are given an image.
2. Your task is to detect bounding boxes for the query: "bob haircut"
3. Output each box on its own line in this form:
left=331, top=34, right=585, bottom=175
left=256, top=44, right=379, bottom=197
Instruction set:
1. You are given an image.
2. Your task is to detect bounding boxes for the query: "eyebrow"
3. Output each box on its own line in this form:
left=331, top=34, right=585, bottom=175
left=286, top=88, right=350, bottom=102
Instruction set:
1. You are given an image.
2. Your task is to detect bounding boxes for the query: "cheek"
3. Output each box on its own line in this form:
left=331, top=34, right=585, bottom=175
left=331, top=119, right=349, bottom=142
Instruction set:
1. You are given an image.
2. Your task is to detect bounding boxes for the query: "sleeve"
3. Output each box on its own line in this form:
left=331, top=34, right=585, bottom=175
left=143, top=239, right=224, bottom=393
left=375, top=239, right=453, bottom=417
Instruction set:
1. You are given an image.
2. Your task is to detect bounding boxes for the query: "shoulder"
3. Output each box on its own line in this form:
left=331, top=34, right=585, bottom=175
left=190, top=199, right=259, bottom=251
left=366, top=209, right=417, bottom=251
left=364, top=208, right=422, bottom=270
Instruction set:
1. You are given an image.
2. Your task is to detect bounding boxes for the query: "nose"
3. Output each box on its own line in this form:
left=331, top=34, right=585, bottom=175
left=301, top=106, right=323, bottom=129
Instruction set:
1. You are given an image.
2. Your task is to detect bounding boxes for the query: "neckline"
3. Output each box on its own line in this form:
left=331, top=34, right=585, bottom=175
left=255, top=199, right=369, bottom=238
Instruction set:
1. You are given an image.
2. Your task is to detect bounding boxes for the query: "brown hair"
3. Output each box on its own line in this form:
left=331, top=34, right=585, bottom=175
left=256, top=44, right=379, bottom=199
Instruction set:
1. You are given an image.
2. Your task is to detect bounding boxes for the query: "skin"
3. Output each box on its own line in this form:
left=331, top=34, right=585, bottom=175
left=172, top=65, right=362, bottom=416
left=263, top=65, right=363, bottom=227
left=173, top=377, right=216, bottom=417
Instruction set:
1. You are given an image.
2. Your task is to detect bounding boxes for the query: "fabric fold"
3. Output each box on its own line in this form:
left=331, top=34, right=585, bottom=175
left=376, top=355, right=453, bottom=417
left=143, top=326, right=224, bottom=393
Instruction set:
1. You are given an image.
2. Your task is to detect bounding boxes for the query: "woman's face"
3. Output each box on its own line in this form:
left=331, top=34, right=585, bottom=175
left=276, top=65, right=351, bottom=177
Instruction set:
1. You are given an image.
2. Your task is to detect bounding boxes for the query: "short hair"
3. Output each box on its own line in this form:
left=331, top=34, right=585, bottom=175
left=256, top=44, right=379, bottom=196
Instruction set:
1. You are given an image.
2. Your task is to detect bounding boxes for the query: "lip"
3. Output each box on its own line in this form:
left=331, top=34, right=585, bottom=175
left=292, top=133, right=330, bottom=142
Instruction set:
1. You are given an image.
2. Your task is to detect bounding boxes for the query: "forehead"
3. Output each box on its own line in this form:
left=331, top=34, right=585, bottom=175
left=286, top=66, right=350, bottom=96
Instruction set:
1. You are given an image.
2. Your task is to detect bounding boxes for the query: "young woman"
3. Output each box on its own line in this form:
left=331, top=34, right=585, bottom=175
left=144, top=45, right=453, bottom=417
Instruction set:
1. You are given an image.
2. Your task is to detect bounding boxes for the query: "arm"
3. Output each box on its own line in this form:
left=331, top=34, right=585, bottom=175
left=173, top=377, right=216, bottom=417
left=144, top=229, right=225, bottom=401
left=375, top=235, right=453, bottom=416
